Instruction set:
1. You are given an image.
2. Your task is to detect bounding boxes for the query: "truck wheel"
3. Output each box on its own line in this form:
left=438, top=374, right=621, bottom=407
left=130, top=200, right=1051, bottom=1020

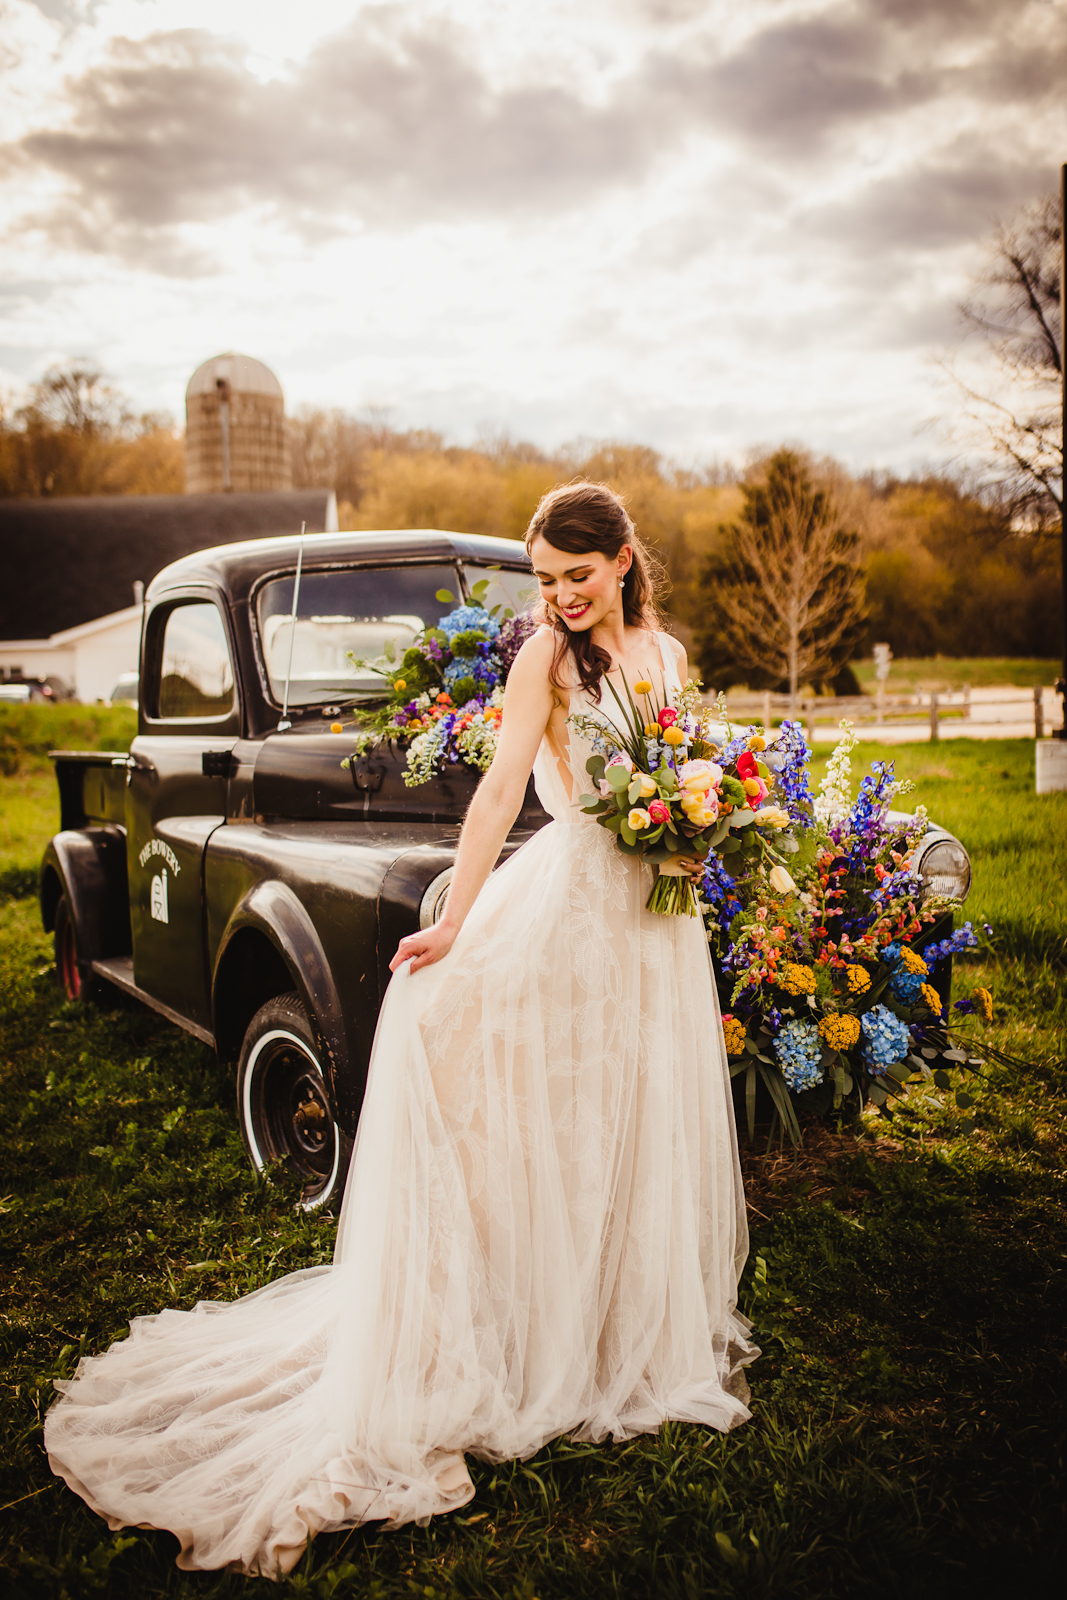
left=237, top=993, right=348, bottom=1213
left=54, top=893, right=97, bottom=1003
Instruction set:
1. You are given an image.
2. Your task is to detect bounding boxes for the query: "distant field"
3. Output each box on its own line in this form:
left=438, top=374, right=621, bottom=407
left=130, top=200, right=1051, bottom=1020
left=851, top=657, right=1060, bottom=693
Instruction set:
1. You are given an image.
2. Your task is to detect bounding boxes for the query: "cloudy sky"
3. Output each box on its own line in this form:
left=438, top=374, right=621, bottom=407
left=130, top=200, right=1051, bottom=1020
left=1, top=0, right=1064, bottom=470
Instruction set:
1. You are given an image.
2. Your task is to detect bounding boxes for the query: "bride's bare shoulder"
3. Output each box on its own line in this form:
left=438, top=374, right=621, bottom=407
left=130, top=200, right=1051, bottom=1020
left=505, top=625, right=557, bottom=687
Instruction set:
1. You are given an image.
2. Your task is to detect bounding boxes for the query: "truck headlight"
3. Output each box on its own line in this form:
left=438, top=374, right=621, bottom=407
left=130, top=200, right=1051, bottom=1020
left=419, top=868, right=454, bottom=929
left=913, top=833, right=971, bottom=902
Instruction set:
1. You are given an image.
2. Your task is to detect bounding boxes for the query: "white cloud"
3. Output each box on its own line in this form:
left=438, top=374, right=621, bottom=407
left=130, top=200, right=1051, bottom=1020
left=0, top=0, right=1064, bottom=472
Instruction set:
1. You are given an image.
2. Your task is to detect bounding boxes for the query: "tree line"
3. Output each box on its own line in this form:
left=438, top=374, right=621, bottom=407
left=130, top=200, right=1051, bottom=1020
left=2, top=187, right=1061, bottom=688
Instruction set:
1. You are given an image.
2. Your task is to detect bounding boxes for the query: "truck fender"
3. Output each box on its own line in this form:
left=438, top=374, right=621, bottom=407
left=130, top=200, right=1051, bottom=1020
left=212, top=880, right=352, bottom=1130
left=40, top=827, right=131, bottom=961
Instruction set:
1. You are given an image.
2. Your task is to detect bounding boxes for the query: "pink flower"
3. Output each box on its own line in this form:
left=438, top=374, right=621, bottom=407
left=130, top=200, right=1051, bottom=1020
left=648, top=799, right=670, bottom=824
left=657, top=707, right=678, bottom=728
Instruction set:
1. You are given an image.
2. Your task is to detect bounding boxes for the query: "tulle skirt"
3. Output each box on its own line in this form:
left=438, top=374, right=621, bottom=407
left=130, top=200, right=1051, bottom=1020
left=45, top=819, right=756, bottom=1576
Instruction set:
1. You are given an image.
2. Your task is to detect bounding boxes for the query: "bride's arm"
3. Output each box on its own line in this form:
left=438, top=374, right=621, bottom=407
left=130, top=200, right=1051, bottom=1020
left=389, top=629, right=557, bottom=973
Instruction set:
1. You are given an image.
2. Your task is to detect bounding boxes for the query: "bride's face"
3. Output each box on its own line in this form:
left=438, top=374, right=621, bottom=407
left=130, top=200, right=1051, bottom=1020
left=529, top=536, right=632, bottom=632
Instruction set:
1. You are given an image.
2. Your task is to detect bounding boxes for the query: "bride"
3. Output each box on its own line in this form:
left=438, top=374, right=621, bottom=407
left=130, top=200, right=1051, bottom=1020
left=45, top=481, right=756, bottom=1576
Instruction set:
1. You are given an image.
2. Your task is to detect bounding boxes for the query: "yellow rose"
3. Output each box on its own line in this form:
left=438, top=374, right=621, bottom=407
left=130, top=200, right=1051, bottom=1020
left=662, top=726, right=685, bottom=747
left=753, top=805, right=790, bottom=829
left=768, top=865, right=797, bottom=895
left=627, top=807, right=652, bottom=831
left=637, top=773, right=658, bottom=798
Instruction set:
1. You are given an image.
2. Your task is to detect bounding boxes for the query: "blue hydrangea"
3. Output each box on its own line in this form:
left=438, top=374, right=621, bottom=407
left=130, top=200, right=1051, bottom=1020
left=889, top=964, right=924, bottom=1003
left=860, top=1004, right=911, bottom=1075
left=774, top=1018, right=824, bottom=1092
left=443, top=653, right=501, bottom=693
left=438, top=605, right=501, bottom=641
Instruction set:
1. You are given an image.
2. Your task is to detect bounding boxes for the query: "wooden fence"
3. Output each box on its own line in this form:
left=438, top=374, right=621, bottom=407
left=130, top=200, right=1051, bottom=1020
left=708, top=686, right=1061, bottom=743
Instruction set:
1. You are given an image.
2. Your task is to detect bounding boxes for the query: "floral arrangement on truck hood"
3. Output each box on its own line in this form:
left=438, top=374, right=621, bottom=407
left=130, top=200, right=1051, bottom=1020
left=341, top=579, right=536, bottom=788
left=706, top=716, right=994, bottom=1144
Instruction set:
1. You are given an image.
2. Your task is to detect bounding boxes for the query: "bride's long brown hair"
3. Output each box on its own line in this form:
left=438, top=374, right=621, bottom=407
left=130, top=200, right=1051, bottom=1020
left=524, top=480, right=664, bottom=699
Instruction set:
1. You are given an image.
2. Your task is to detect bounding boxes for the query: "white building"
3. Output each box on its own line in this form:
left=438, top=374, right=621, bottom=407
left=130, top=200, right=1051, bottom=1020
left=0, top=605, right=142, bottom=703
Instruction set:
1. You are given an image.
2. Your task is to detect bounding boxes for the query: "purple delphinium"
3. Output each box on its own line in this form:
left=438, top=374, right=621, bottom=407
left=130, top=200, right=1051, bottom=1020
left=702, top=857, right=742, bottom=940
left=770, top=720, right=815, bottom=826
left=922, top=922, right=979, bottom=965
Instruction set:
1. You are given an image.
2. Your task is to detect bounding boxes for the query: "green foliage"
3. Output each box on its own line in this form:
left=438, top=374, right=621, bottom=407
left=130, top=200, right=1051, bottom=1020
left=1, top=736, right=1065, bottom=1596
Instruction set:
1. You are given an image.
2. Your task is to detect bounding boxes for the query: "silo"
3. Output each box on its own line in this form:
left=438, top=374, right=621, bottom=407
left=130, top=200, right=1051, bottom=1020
left=185, top=352, right=292, bottom=494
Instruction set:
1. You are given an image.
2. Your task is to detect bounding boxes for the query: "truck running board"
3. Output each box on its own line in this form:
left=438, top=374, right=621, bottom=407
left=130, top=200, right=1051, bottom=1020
left=90, top=957, right=216, bottom=1048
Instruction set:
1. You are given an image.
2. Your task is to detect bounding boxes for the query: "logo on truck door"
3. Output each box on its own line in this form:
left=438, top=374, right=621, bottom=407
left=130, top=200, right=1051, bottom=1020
left=150, top=869, right=169, bottom=923
left=139, top=838, right=179, bottom=927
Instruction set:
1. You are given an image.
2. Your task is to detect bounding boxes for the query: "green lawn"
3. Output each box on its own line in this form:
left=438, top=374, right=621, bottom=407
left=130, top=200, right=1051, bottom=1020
left=1, top=718, right=1065, bottom=1598
left=850, top=657, right=1060, bottom=694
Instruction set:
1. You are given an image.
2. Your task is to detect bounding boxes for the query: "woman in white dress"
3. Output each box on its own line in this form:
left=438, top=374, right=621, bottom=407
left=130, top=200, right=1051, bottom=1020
left=44, top=481, right=756, bottom=1576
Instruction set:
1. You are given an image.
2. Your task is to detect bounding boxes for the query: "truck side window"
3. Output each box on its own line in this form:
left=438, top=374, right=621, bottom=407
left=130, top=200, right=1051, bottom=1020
left=157, top=602, right=235, bottom=720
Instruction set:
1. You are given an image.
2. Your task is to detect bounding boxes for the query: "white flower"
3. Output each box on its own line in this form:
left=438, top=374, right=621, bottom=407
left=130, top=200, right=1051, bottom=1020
left=814, top=719, right=857, bottom=826
left=769, top=865, right=797, bottom=895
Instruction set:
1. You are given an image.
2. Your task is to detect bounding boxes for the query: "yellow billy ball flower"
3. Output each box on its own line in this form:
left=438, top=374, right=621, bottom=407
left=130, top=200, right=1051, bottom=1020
left=781, top=962, right=817, bottom=996
left=920, top=982, right=943, bottom=1014
left=898, top=946, right=928, bottom=975
left=644, top=722, right=659, bottom=737
left=742, top=776, right=763, bottom=797
left=330, top=721, right=343, bottom=734
left=394, top=679, right=407, bottom=692
left=634, top=679, right=653, bottom=696
left=846, top=964, right=871, bottom=994
left=818, top=1012, right=861, bottom=1049
left=627, top=807, right=652, bottom=831
left=663, top=726, right=685, bottom=746
left=973, top=986, right=994, bottom=1022
left=747, top=735, right=766, bottom=751
left=721, top=1015, right=747, bottom=1056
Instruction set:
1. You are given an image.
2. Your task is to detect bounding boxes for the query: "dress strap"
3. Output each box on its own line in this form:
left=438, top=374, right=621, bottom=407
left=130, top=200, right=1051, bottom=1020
left=656, top=631, right=681, bottom=695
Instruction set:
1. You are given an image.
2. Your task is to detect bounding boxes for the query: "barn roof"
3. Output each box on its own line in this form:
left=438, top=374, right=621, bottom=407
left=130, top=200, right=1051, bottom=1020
left=0, top=490, right=336, bottom=640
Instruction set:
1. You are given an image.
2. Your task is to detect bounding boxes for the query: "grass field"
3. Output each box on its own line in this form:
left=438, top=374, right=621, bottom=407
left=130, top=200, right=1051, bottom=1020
left=850, top=657, right=1060, bottom=694
left=1, top=711, right=1066, bottom=1598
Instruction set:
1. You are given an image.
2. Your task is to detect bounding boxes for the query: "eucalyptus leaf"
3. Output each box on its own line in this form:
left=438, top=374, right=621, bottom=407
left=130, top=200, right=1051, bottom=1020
left=942, top=1049, right=968, bottom=1063
left=955, top=1090, right=975, bottom=1108
left=435, top=588, right=457, bottom=604
left=933, top=1069, right=952, bottom=1090
left=960, top=1119, right=977, bottom=1136
left=606, top=766, right=631, bottom=792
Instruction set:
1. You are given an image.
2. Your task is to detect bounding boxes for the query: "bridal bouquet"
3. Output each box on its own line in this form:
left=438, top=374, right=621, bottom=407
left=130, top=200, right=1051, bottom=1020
left=704, top=717, right=993, bottom=1143
left=570, top=676, right=801, bottom=916
left=342, top=579, right=536, bottom=788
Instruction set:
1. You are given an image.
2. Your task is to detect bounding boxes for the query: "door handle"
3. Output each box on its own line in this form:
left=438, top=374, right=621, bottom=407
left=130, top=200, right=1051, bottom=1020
left=202, top=750, right=238, bottom=779
left=121, top=753, right=156, bottom=785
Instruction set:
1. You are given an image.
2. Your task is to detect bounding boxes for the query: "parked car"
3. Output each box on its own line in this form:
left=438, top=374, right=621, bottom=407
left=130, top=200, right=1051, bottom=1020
left=107, top=671, right=140, bottom=705
left=40, top=529, right=971, bottom=1208
left=1, top=675, right=57, bottom=704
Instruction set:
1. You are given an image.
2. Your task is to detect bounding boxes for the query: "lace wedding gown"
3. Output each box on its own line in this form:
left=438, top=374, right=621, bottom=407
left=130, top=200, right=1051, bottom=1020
left=45, top=632, right=756, bottom=1576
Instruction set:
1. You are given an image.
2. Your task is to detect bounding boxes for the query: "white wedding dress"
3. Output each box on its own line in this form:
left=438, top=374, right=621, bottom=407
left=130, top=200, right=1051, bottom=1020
left=45, top=633, right=756, bottom=1576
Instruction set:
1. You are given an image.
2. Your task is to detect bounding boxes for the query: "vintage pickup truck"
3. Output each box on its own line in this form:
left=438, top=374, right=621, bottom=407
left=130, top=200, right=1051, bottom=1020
left=41, top=528, right=973, bottom=1209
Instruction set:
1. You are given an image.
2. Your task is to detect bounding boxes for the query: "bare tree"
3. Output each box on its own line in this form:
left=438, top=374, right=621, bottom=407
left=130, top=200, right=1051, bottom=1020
left=697, top=450, right=866, bottom=710
left=954, top=192, right=1062, bottom=535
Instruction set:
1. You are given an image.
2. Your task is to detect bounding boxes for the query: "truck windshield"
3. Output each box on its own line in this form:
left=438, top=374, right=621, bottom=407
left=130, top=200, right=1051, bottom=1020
left=257, top=564, right=466, bottom=705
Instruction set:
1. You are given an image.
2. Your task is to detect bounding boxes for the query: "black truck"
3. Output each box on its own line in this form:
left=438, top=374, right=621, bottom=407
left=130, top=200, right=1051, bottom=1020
left=42, top=530, right=547, bottom=1209
left=41, top=528, right=972, bottom=1209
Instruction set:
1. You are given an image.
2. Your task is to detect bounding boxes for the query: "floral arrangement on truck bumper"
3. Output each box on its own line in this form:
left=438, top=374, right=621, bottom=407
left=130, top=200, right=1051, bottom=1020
left=705, top=716, right=994, bottom=1144
left=342, top=579, right=536, bottom=787
left=571, top=682, right=803, bottom=916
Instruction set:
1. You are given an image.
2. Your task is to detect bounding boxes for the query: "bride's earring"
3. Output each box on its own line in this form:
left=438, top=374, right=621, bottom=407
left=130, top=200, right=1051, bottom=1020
left=618, top=576, right=625, bottom=588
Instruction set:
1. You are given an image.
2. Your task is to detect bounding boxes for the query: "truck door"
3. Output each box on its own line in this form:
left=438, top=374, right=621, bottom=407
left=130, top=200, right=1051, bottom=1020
left=126, top=595, right=240, bottom=1032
